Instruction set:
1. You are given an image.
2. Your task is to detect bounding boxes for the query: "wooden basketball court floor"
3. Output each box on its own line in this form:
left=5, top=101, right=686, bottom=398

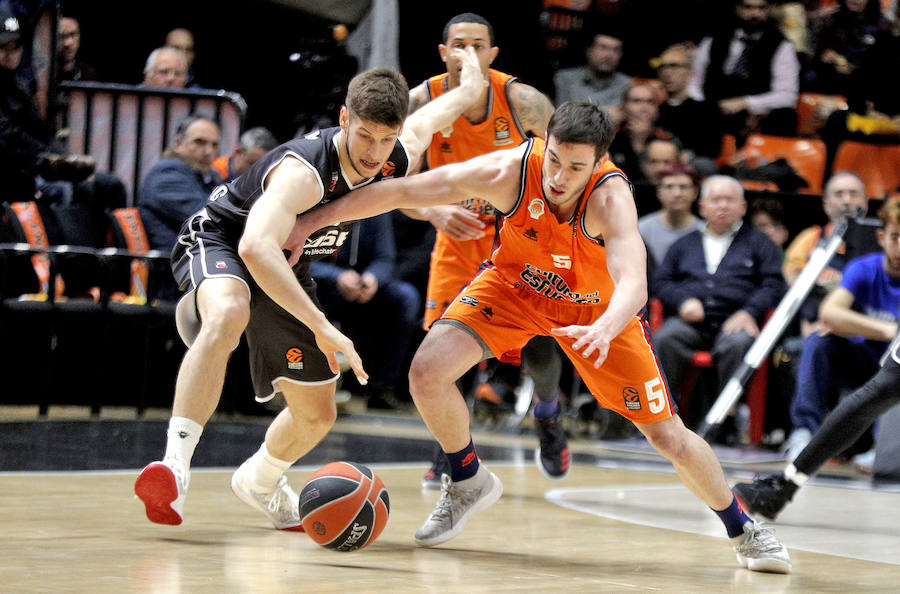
left=2, top=408, right=900, bottom=592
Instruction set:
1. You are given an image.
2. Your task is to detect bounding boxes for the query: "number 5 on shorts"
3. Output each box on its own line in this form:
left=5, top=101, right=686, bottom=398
left=644, top=378, right=666, bottom=414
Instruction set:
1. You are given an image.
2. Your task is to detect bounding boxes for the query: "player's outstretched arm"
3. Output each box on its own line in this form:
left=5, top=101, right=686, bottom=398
left=285, top=147, right=523, bottom=263
left=239, top=159, right=367, bottom=383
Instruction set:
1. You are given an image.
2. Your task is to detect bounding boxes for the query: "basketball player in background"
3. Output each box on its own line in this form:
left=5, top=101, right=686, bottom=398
left=286, top=101, right=791, bottom=573
left=133, top=50, right=486, bottom=530
left=405, top=13, right=570, bottom=486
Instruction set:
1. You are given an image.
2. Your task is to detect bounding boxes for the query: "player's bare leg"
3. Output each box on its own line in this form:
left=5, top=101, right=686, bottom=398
left=232, top=380, right=338, bottom=530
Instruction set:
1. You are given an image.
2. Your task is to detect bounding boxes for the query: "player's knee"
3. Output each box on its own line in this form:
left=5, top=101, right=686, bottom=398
left=294, top=399, right=337, bottom=431
left=408, top=352, right=445, bottom=399
left=200, top=300, right=250, bottom=343
left=643, top=423, right=687, bottom=460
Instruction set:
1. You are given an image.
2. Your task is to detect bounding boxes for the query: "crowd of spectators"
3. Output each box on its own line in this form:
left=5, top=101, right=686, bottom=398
left=4, top=0, right=900, bottom=455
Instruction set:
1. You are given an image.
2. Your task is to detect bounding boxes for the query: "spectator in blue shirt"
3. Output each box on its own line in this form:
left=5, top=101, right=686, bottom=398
left=138, top=112, right=222, bottom=299
left=784, top=198, right=900, bottom=460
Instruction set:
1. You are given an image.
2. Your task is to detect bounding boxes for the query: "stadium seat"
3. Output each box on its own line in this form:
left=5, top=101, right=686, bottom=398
left=735, top=134, right=827, bottom=194
left=648, top=298, right=770, bottom=445
left=796, top=92, right=847, bottom=137
left=832, top=141, right=900, bottom=198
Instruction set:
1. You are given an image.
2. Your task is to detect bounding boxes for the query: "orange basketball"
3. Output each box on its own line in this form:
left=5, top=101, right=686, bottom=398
left=299, top=461, right=389, bottom=551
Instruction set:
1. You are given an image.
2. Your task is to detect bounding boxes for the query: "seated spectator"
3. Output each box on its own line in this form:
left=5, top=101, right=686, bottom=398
left=553, top=29, right=630, bottom=123
left=688, top=0, right=800, bottom=144
left=141, top=46, right=188, bottom=88
left=310, top=213, right=421, bottom=409
left=211, top=126, right=278, bottom=182
left=165, top=27, right=197, bottom=87
left=608, top=83, right=675, bottom=185
left=639, top=163, right=704, bottom=271
left=821, top=33, right=900, bottom=178
left=57, top=16, right=96, bottom=83
left=0, top=8, right=110, bottom=206
left=656, top=43, right=723, bottom=177
left=802, top=0, right=893, bottom=95
left=638, top=137, right=683, bottom=186
left=749, top=196, right=789, bottom=256
left=652, top=175, right=786, bottom=430
left=784, top=171, right=868, bottom=328
left=137, top=113, right=221, bottom=252
left=784, top=198, right=900, bottom=460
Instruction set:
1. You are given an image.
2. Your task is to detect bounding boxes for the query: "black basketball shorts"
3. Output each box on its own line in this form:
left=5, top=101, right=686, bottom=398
left=171, top=211, right=339, bottom=402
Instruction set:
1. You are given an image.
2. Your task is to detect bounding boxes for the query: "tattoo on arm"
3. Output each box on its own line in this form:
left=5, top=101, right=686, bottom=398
left=511, top=83, right=554, bottom=138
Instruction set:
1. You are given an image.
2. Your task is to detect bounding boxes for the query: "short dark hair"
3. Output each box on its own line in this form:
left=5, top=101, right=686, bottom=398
left=174, top=111, right=216, bottom=140
left=657, top=162, right=698, bottom=186
left=547, top=101, right=615, bottom=161
left=345, top=68, right=409, bottom=128
left=443, top=13, right=495, bottom=46
left=749, top=197, right=785, bottom=223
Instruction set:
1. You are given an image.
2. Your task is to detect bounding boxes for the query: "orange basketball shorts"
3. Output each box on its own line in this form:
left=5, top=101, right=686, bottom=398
left=437, top=267, right=676, bottom=424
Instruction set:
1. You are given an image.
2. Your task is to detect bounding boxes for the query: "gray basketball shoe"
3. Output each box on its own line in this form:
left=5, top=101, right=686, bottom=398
left=733, top=521, right=792, bottom=573
left=414, top=466, right=503, bottom=546
left=231, top=462, right=304, bottom=531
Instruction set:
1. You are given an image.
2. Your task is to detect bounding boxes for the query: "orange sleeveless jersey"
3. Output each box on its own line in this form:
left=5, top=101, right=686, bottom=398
left=422, top=69, right=529, bottom=328
left=437, top=138, right=675, bottom=423
left=489, top=137, right=624, bottom=306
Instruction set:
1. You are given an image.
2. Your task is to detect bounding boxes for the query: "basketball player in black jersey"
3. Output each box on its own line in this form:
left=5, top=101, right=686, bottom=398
left=134, top=48, right=486, bottom=529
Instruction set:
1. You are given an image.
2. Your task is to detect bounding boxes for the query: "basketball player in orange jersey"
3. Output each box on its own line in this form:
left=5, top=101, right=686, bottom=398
left=406, top=13, right=570, bottom=485
left=286, top=101, right=792, bottom=573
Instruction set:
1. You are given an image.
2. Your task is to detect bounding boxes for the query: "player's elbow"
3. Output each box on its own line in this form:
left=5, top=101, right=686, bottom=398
left=237, top=233, right=265, bottom=266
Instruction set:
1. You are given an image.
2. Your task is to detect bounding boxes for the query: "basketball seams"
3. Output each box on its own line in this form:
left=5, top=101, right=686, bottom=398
left=299, top=461, right=389, bottom=551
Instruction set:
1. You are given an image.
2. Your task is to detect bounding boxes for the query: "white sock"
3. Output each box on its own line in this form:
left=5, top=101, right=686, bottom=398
left=784, top=464, right=808, bottom=486
left=162, top=416, right=203, bottom=472
left=246, top=443, right=295, bottom=492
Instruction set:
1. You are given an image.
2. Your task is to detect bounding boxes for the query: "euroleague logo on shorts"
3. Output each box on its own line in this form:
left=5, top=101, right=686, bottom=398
left=381, top=161, right=395, bottom=178
left=622, top=386, right=641, bottom=410
left=286, top=347, right=304, bottom=370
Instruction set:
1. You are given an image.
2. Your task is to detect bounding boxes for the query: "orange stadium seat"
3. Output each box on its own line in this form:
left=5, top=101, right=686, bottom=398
left=832, top=141, right=900, bottom=198
left=735, top=134, right=827, bottom=194
left=796, top=92, right=847, bottom=137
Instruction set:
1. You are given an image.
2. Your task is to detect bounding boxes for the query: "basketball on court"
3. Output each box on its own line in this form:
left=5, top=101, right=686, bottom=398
left=299, top=461, right=390, bottom=551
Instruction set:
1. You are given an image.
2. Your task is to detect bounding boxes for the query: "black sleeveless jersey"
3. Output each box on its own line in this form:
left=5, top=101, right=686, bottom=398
left=203, top=126, right=410, bottom=277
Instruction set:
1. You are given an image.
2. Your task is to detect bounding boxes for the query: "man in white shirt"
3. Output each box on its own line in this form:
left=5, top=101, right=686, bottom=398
left=688, top=0, right=800, bottom=143
left=651, top=175, right=786, bottom=431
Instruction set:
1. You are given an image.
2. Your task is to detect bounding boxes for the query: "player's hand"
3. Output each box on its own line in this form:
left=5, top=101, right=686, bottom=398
left=451, top=46, right=488, bottom=94
left=314, top=323, right=368, bottom=385
left=426, top=205, right=485, bottom=240
left=283, top=217, right=312, bottom=267
left=551, top=323, right=612, bottom=369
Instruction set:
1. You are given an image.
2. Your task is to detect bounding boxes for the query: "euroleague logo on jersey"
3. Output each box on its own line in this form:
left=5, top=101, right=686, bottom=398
left=381, top=161, right=395, bottom=178
left=286, top=347, right=304, bottom=370
left=493, top=117, right=513, bottom=145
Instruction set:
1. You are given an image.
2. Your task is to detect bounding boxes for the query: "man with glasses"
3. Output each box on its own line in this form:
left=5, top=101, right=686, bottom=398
left=656, top=44, right=722, bottom=176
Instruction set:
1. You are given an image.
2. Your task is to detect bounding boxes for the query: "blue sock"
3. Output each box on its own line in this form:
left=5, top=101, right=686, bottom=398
left=446, top=438, right=479, bottom=482
left=714, top=496, right=753, bottom=538
left=533, top=398, right=560, bottom=419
